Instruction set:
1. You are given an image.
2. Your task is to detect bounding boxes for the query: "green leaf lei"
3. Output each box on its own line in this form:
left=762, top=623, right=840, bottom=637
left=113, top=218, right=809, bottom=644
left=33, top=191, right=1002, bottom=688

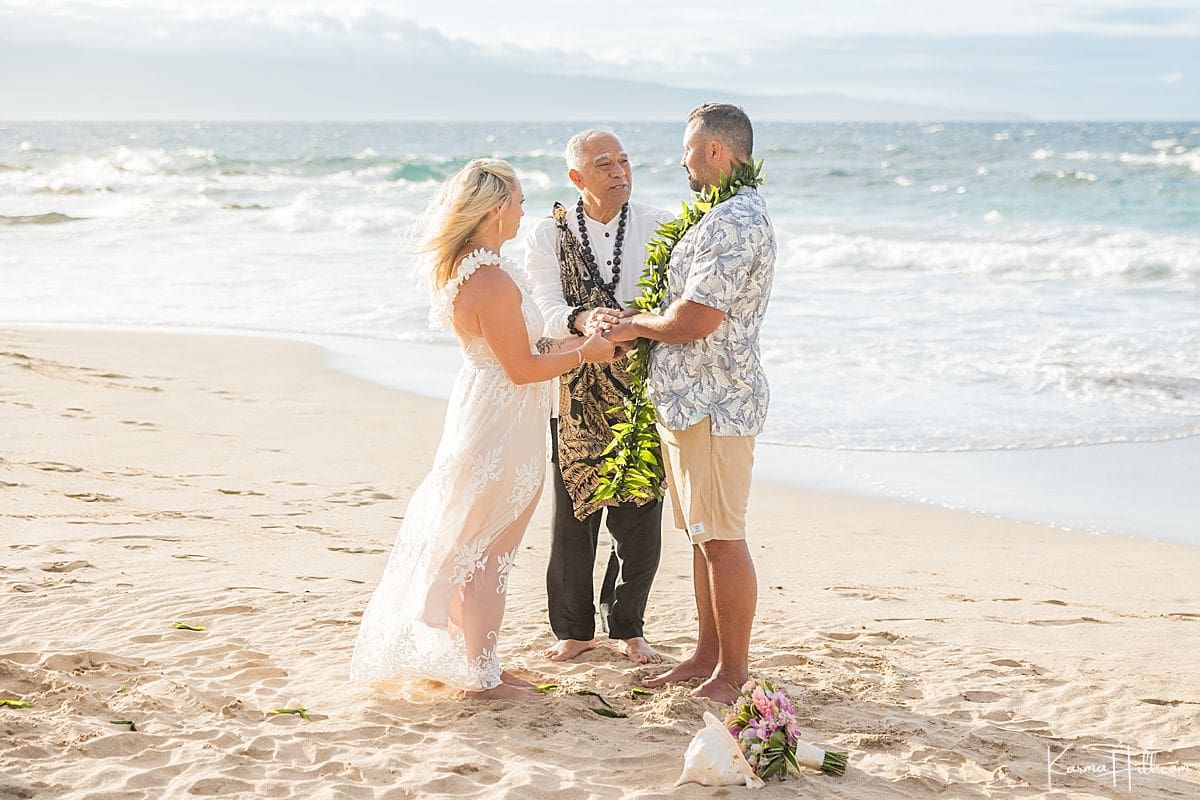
left=591, top=159, right=765, bottom=504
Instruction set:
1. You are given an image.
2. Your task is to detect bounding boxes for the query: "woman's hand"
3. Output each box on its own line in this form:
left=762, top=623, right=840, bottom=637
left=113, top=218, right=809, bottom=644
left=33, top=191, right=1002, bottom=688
left=579, top=332, right=616, bottom=364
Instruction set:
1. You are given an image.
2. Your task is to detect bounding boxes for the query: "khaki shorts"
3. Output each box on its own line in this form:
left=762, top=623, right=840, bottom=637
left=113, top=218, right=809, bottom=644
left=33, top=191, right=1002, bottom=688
left=657, top=418, right=756, bottom=544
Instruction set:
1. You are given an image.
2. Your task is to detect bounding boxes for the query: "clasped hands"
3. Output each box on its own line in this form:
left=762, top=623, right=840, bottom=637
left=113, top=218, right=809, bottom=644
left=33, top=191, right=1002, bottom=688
left=578, top=306, right=641, bottom=363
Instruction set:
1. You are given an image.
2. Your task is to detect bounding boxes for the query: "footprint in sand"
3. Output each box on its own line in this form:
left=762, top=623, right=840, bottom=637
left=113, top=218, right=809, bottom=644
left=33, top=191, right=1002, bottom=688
left=989, top=658, right=1024, bottom=668
left=172, top=554, right=226, bottom=564
left=327, top=546, right=386, bottom=555
left=39, top=560, right=92, bottom=573
left=217, top=488, right=265, bottom=496
left=64, top=492, right=121, bottom=503
left=827, top=584, right=907, bottom=602
left=28, top=461, right=83, bottom=473
left=99, top=534, right=182, bottom=544
left=187, top=778, right=255, bottom=796
left=961, top=690, right=1004, bottom=703
left=328, top=487, right=398, bottom=507
left=119, top=420, right=157, bottom=429
left=129, top=634, right=167, bottom=644
left=191, top=605, right=257, bottom=617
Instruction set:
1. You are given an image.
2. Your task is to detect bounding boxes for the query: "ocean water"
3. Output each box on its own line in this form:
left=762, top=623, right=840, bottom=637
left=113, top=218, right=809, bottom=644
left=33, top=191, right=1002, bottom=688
left=2, top=121, right=1198, bottom=541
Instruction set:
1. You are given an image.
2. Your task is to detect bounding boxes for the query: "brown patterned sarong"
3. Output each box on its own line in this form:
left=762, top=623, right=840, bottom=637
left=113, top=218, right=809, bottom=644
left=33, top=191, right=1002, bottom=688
left=551, top=202, right=653, bottom=520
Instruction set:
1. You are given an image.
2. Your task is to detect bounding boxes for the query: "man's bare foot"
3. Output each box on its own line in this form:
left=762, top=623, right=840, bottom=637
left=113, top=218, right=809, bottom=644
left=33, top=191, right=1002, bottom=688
left=690, top=674, right=744, bottom=704
left=641, top=657, right=716, bottom=688
left=620, top=637, right=663, bottom=665
left=501, top=670, right=535, bottom=688
left=464, top=683, right=538, bottom=702
left=544, top=638, right=596, bottom=662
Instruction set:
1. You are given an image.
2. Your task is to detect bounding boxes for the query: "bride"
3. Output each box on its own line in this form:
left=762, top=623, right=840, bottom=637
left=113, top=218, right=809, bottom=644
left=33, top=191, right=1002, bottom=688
left=350, top=158, right=615, bottom=701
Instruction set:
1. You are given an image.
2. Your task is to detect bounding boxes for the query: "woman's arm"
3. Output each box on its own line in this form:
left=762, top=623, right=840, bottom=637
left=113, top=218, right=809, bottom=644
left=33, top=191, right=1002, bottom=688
left=455, top=265, right=613, bottom=385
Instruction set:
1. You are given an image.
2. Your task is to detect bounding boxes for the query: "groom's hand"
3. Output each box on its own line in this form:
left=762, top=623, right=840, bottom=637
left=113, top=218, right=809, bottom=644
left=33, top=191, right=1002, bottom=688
left=604, top=319, right=640, bottom=343
left=579, top=307, right=621, bottom=336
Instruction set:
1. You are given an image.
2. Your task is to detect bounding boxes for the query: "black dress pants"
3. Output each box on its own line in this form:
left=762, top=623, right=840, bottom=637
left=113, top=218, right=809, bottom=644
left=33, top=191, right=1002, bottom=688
left=546, top=423, right=663, bottom=641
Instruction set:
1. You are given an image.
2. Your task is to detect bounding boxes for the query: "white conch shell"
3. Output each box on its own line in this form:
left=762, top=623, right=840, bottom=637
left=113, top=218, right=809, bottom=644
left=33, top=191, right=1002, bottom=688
left=674, top=711, right=765, bottom=789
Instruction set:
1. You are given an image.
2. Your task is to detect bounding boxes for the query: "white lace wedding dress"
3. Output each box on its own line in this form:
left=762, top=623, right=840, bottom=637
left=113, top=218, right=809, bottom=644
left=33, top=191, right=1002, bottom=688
left=350, top=249, right=551, bottom=691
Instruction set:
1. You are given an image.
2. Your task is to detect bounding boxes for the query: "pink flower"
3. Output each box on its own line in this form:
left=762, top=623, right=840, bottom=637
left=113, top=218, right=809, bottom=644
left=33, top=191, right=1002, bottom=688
left=752, top=686, right=772, bottom=717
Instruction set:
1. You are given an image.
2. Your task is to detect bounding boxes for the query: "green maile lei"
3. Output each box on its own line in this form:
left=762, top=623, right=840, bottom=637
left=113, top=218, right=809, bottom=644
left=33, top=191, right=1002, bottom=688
left=591, top=159, right=765, bottom=504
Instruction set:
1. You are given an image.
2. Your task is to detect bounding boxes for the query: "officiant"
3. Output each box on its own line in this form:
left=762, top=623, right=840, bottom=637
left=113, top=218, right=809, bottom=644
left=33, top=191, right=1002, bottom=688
left=525, top=130, right=672, bottom=665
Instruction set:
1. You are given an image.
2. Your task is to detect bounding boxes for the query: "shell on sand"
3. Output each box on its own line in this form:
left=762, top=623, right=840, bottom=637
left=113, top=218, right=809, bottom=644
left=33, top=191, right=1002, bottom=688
left=674, top=711, right=765, bottom=789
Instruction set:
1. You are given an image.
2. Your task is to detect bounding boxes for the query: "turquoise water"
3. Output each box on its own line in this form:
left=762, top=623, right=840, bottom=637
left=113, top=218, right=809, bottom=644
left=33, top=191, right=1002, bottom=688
left=2, top=120, right=1198, bottom=458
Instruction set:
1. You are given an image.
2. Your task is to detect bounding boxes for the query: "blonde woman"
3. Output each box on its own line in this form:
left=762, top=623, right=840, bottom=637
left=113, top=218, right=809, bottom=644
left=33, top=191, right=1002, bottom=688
left=351, top=159, right=614, bottom=701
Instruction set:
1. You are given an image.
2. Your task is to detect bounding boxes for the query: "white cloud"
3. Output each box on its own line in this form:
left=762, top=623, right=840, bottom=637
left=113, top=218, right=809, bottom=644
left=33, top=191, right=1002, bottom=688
left=1, top=0, right=1196, bottom=119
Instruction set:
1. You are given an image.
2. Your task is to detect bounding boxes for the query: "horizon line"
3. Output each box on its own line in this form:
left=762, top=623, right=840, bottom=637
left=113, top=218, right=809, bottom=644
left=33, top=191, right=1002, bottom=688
left=5, top=117, right=1199, bottom=124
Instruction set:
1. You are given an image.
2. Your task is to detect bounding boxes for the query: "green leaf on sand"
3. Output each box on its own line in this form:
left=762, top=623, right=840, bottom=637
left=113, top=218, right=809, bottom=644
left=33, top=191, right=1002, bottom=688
left=533, top=682, right=558, bottom=694
left=589, top=707, right=628, bottom=719
left=109, top=719, right=137, bottom=731
left=0, top=699, right=31, bottom=708
left=172, top=621, right=206, bottom=631
left=630, top=687, right=653, bottom=699
left=267, top=707, right=311, bottom=721
left=574, top=689, right=612, bottom=709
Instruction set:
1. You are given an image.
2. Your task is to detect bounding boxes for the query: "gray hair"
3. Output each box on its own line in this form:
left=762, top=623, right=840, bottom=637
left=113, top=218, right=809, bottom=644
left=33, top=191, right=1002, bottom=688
left=687, top=104, right=754, bottom=163
left=564, top=128, right=619, bottom=171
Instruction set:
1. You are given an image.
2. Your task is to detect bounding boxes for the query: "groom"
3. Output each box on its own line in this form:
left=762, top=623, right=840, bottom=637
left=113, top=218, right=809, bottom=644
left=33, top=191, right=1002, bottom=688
left=605, top=104, right=776, bottom=702
left=525, top=129, right=673, bottom=664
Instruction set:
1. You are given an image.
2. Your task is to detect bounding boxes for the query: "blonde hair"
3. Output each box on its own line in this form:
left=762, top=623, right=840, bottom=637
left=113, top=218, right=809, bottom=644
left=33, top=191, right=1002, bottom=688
left=413, top=158, right=519, bottom=290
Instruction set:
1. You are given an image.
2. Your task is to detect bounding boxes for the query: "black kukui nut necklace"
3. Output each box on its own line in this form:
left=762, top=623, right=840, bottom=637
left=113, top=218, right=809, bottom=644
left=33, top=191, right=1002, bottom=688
left=576, top=199, right=628, bottom=295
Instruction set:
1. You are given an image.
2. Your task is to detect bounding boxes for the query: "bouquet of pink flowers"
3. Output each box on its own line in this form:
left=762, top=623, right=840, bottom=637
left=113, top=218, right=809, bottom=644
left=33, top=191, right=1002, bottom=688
left=723, top=677, right=847, bottom=780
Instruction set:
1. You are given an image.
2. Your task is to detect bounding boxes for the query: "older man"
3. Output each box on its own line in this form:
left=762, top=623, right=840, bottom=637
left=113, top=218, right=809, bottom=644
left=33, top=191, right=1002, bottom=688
left=605, top=105, right=776, bottom=703
left=525, top=129, right=672, bottom=664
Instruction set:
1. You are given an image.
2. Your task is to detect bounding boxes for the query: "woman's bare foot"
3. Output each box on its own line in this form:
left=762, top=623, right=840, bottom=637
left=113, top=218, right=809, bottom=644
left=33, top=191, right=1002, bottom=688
left=690, top=674, right=743, bottom=704
left=465, top=683, right=539, bottom=702
left=620, top=637, right=663, bottom=665
left=500, top=669, right=536, bottom=688
left=544, top=638, right=595, bottom=662
left=641, top=657, right=716, bottom=688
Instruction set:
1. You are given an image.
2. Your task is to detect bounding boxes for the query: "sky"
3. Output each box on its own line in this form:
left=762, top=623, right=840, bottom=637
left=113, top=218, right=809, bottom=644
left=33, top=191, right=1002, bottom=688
left=1, top=0, right=1198, bottom=120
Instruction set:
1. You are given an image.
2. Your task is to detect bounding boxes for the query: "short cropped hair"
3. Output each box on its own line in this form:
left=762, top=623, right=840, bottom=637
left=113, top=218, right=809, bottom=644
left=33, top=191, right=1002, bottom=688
left=564, top=129, right=617, bottom=171
left=687, top=104, right=753, bottom=163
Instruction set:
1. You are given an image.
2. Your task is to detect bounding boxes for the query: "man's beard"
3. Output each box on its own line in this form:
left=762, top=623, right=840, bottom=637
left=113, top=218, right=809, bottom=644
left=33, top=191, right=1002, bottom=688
left=687, top=174, right=705, bottom=192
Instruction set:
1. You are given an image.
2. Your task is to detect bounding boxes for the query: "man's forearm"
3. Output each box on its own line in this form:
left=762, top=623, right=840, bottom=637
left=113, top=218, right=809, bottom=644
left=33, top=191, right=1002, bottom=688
left=626, top=309, right=702, bottom=345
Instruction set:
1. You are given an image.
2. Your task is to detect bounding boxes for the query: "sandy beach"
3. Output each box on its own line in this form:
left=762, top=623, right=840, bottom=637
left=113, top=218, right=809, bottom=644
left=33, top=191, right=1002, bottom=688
left=2, top=326, right=1198, bottom=800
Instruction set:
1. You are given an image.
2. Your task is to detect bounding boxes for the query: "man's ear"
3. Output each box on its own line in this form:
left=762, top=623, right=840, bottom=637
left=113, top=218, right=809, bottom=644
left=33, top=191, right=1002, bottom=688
left=707, top=139, right=722, bottom=164
left=568, top=168, right=585, bottom=189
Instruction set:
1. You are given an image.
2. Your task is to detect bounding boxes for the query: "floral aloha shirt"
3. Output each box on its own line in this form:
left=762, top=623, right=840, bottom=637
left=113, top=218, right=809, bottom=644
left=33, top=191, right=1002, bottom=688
left=648, top=187, right=776, bottom=436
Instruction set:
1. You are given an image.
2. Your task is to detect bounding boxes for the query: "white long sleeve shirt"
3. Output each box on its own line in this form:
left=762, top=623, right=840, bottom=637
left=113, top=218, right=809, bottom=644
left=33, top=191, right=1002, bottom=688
left=525, top=200, right=674, bottom=339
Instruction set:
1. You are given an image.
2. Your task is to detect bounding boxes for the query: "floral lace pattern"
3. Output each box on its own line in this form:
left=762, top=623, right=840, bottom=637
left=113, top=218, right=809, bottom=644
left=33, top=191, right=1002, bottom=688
left=506, top=457, right=542, bottom=517
left=468, top=445, right=504, bottom=498
left=351, top=249, right=550, bottom=692
left=495, top=550, right=517, bottom=596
